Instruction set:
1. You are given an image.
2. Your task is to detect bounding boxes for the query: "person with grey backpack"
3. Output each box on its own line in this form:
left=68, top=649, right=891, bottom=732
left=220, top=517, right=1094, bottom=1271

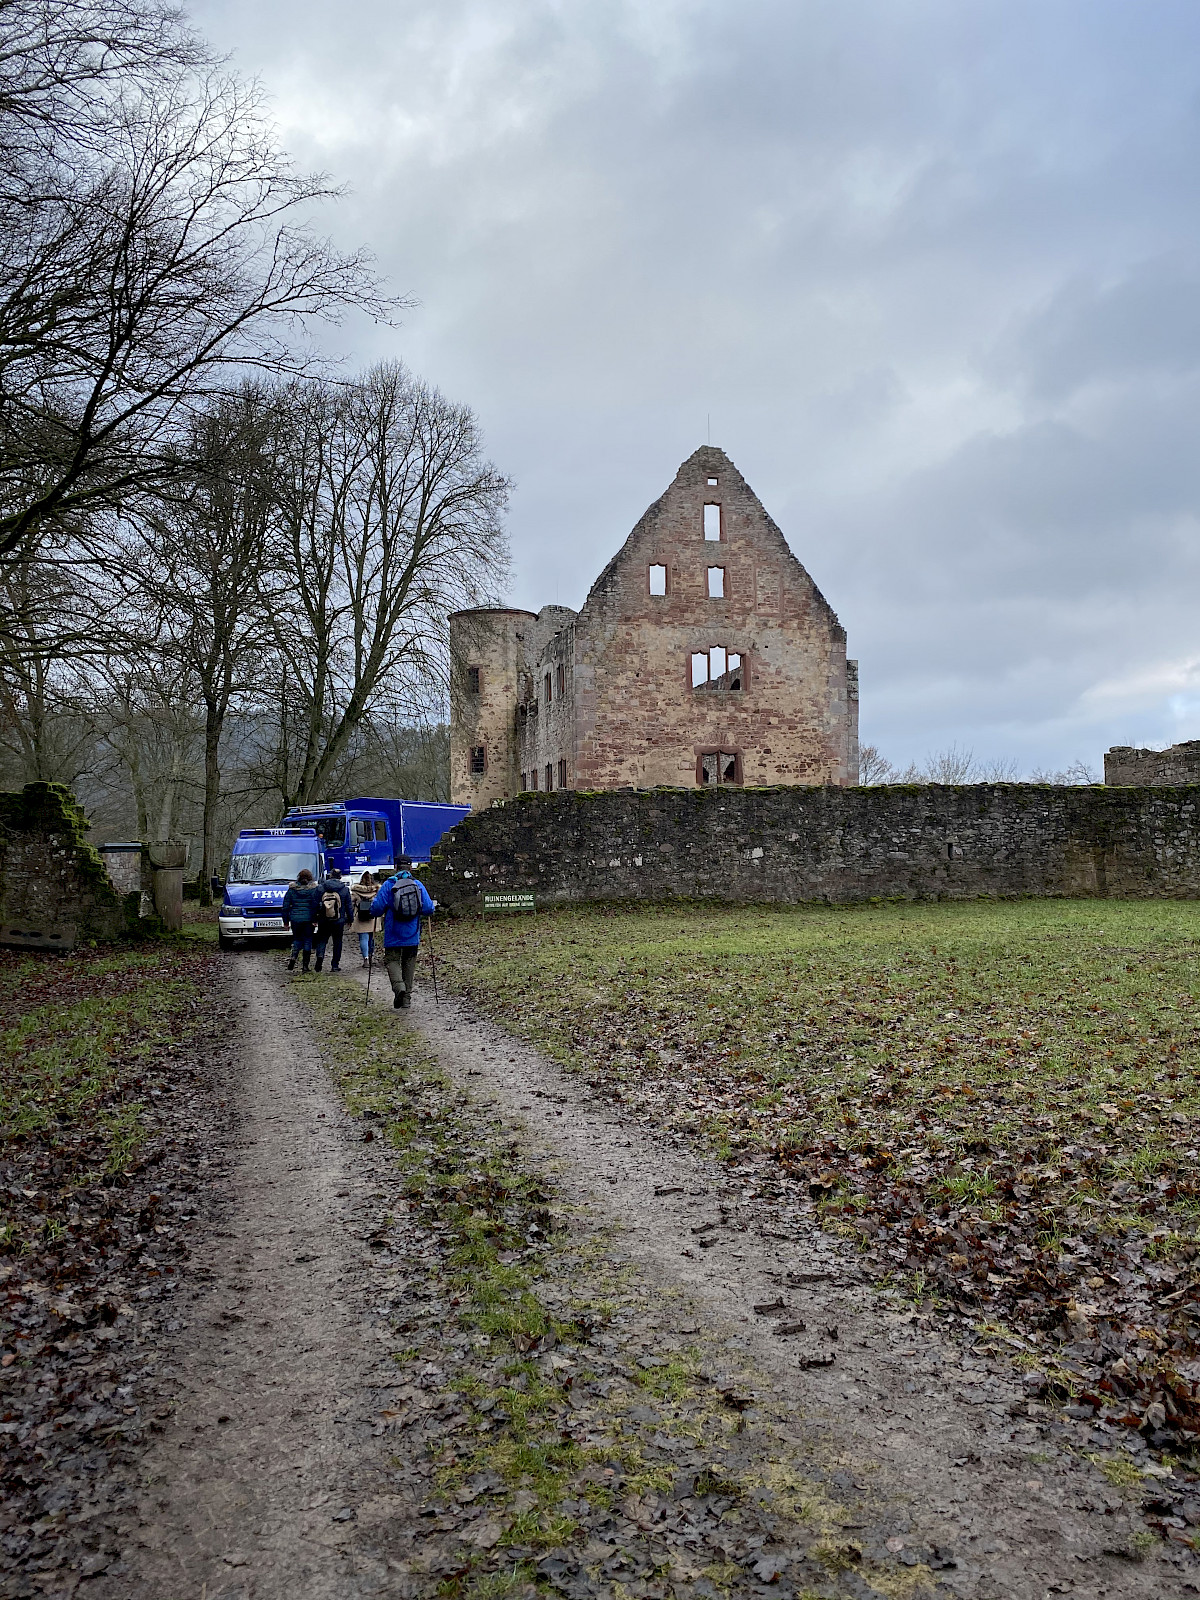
left=366, top=855, right=437, bottom=1008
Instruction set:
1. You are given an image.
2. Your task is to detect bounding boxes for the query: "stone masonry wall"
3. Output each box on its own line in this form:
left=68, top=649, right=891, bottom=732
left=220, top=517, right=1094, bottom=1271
left=0, top=783, right=133, bottom=947
left=1105, top=742, right=1200, bottom=786
left=423, top=783, right=1200, bottom=912
left=572, top=446, right=857, bottom=791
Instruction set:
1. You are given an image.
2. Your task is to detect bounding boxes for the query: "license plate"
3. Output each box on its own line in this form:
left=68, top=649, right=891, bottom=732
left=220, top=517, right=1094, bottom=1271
left=253, top=918, right=284, bottom=929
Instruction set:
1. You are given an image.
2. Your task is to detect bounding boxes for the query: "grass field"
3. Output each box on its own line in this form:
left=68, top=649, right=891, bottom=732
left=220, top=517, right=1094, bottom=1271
left=438, top=898, right=1200, bottom=1446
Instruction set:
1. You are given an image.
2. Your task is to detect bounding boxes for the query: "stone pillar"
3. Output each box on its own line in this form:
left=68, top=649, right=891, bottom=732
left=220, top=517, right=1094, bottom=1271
left=145, top=840, right=187, bottom=931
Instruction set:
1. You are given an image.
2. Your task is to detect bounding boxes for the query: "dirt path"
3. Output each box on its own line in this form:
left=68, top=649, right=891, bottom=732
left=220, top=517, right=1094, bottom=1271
left=75, top=954, right=1195, bottom=1600
left=91, top=959, right=406, bottom=1600
left=393, top=983, right=1194, bottom=1600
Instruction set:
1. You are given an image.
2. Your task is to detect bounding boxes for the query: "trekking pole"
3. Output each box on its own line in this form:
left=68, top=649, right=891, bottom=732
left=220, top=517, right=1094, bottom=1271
left=426, top=915, right=439, bottom=1006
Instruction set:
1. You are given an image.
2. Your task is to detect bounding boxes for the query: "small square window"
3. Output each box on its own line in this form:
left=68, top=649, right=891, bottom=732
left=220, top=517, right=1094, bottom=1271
left=707, top=566, right=725, bottom=598
left=703, top=504, right=721, bottom=540
left=470, top=746, right=486, bottom=774
left=707, top=476, right=718, bottom=486
left=649, top=563, right=667, bottom=596
left=466, top=664, right=481, bottom=694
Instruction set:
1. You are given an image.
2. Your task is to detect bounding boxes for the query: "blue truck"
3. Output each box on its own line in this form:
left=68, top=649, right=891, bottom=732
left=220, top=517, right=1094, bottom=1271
left=277, top=798, right=468, bottom=878
left=217, top=828, right=325, bottom=951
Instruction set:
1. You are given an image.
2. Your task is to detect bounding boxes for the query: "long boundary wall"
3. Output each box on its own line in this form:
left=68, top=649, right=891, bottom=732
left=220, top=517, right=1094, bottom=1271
left=423, top=783, right=1200, bottom=911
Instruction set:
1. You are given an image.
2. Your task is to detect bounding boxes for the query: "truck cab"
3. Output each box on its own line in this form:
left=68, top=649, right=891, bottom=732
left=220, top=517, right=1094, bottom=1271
left=218, top=828, right=325, bottom=952
left=279, top=799, right=468, bottom=879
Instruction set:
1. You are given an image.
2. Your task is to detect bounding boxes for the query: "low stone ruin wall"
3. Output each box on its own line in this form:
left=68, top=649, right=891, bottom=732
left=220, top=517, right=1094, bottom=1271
left=423, top=783, right=1200, bottom=911
left=0, top=783, right=134, bottom=949
left=1105, top=741, right=1200, bottom=786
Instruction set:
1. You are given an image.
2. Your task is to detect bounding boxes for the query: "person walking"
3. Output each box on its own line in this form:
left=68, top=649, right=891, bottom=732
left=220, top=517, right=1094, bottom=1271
left=367, top=856, right=436, bottom=1009
left=314, top=867, right=352, bottom=972
left=281, top=868, right=324, bottom=971
left=351, top=871, right=380, bottom=966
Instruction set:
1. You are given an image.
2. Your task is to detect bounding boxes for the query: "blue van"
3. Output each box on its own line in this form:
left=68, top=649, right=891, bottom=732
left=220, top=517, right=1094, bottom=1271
left=218, top=828, right=325, bottom=952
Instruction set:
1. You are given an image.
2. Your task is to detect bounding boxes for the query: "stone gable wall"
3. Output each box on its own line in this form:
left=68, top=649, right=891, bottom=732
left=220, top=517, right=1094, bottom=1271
left=571, top=445, right=857, bottom=791
left=424, top=783, right=1200, bottom=911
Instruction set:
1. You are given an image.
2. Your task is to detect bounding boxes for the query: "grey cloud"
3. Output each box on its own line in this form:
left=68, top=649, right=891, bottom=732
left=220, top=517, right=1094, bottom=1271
left=192, top=0, right=1200, bottom=771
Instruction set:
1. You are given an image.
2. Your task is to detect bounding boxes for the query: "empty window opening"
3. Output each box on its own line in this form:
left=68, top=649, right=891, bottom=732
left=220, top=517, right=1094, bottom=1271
left=520, top=772, right=527, bottom=791
left=649, top=563, right=667, bottom=596
left=556, top=663, right=565, bottom=696
left=707, top=476, right=718, bottom=486
left=558, top=758, right=567, bottom=789
left=544, top=671, right=552, bottom=705
left=703, top=503, right=721, bottom=541
left=707, top=565, right=725, bottom=598
left=470, top=746, right=486, bottom=775
left=691, top=646, right=743, bottom=690
left=700, top=751, right=740, bottom=786
left=545, top=762, right=553, bottom=791
left=466, top=664, right=481, bottom=694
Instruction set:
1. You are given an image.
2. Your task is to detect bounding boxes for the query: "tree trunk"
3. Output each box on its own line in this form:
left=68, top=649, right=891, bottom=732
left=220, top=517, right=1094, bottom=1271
left=200, top=702, right=222, bottom=905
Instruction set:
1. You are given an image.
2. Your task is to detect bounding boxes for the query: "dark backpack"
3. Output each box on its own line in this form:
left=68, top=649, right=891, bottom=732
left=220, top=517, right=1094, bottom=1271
left=390, top=876, right=423, bottom=919
left=321, top=887, right=344, bottom=922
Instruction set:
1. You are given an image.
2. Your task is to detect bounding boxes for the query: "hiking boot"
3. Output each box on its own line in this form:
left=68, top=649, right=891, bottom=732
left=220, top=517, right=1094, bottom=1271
left=286, top=955, right=296, bottom=970
left=399, top=992, right=412, bottom=1009
left=314, top=957, right=324, bottom=972
left=393, top=992, right=403, bottom=1009
left=330, top=964, right=340, bottom=972
left=301, top=953, right=311, bottom=972
left=360, top=957, right=369, bottom=968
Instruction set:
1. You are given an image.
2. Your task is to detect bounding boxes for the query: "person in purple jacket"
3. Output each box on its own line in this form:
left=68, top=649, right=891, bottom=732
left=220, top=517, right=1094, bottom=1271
left=368, top=856, right=436, bottom=1008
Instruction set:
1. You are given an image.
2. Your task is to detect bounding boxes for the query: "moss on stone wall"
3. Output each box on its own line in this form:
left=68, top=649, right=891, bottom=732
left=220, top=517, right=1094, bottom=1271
left=0, top=782, right=138, bottom=943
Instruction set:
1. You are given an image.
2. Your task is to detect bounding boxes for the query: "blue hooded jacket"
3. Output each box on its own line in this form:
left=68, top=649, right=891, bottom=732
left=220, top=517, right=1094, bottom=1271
left=368, top=871, right=436, bottom=949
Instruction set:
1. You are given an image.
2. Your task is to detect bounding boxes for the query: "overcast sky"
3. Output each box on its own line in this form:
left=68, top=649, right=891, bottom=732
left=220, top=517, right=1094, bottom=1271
left=194, top=0, right=1200, bottom=775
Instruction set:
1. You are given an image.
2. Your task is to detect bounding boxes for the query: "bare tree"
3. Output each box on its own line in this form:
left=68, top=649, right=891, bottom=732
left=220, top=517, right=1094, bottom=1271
left=922, top=742, right=978, bottom=783
left=1029, top=759, right=1098, bottom=784
left=0, top=0, right=389, bottom=562
left=139, top=385, right=282, bottom=896
left=0, top=533, right=106, bottom=781
left=93, top=639, right=203, bottom=842
left=857, top=743, right=894, bottom=784
left=268, top=364, right=510, bottom=806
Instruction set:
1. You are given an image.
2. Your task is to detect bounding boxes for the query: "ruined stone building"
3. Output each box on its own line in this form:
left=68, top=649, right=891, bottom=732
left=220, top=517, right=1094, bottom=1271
left=448, top=446, right=859, bottom=809
left=1105, top=741, right=1200, bottom=785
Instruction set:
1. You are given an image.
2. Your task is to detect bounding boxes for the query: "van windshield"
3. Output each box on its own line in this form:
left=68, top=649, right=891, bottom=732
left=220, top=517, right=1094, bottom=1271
left=227, top=852, right=319, bottom=884
left=306, top=817, right=345, bottom=848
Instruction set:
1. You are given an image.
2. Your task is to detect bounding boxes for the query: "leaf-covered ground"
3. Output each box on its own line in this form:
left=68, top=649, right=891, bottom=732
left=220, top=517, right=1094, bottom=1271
left=436, top=900, right=1200, bottom=1469
left=0, top=944, right=232, bottom=1588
